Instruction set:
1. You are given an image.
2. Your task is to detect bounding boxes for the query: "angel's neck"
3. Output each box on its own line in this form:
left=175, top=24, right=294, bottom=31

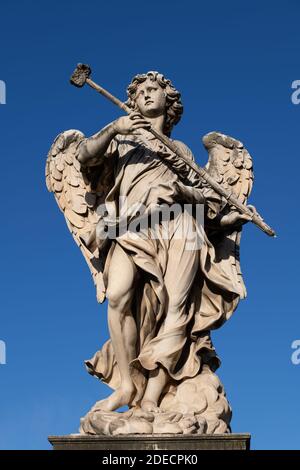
left=143, top=114, right=165, bottom=134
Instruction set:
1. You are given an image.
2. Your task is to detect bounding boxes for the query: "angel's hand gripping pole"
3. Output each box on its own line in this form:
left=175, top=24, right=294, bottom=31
left=70, top=63, right=276, bottom=238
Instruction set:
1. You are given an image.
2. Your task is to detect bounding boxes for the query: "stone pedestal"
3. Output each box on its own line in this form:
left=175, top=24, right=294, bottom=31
left=49, top=433, right=250, bottom=451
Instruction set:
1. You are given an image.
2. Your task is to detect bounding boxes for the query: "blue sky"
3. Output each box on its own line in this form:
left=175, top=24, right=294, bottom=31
left=0, top=0, right=300, bottom=450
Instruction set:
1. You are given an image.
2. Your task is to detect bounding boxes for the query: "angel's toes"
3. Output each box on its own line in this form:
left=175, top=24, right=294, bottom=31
left=141, top=400, right=161, bottom=413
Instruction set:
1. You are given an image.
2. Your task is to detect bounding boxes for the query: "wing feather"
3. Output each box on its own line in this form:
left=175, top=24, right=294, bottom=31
left=202, top=131, right=254, bottom=298
left=46, top=130, right=114, bottom=303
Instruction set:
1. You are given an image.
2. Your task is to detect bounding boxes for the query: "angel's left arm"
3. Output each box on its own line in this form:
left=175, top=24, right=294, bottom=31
left=168, top=140, right=227, bottom=220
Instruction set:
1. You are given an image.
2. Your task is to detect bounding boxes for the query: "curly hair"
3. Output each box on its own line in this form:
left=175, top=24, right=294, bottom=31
left=125, top=71, right=183, bottom=137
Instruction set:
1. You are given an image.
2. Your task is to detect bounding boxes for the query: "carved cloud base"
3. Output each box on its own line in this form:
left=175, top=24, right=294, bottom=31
left=79, top=368, right=232, bottom=436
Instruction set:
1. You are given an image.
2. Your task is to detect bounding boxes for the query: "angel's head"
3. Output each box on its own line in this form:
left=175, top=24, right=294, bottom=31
left=126, top=71, right=183, bottom=136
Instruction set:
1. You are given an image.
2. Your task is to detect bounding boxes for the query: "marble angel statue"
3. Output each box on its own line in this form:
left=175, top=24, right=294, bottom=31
left=46, top=70, right=258, bottom=435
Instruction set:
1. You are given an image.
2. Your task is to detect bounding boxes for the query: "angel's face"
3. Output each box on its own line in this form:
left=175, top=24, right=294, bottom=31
left=135, top=78, right=166, bottom=118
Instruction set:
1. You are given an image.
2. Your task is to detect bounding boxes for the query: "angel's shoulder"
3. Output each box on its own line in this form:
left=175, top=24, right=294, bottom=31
left=171, top=139, right=195, bottom=162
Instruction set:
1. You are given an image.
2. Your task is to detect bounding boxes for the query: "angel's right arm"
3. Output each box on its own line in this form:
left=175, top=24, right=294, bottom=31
left=77, top=122, right=118, bottom=166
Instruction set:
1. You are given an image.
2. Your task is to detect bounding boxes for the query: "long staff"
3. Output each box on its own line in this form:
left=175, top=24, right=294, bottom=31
left=70, top=63, right=276, bottom=237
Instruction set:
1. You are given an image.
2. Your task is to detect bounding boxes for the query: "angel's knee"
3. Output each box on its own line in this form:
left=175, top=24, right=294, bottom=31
left=106, top=284, right=134, bottom=312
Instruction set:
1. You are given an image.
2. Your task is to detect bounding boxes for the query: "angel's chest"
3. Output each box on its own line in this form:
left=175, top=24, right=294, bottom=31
left=117, top=139, right=162, bottom=167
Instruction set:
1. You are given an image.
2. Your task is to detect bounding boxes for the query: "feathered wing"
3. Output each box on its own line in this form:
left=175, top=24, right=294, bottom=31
left=46, top=130, right=115, bottom=303
left=202, top=131, right=254, bottom=298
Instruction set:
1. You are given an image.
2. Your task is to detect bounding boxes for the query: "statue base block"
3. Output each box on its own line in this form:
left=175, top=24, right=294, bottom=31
left=48, top=433, right=250, bottom=451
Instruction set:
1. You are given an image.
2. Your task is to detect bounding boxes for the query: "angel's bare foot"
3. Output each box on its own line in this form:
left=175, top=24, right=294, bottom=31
left=141, top=399, right=161, bottom=413
left=93, top=384, right=135, bottom=412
